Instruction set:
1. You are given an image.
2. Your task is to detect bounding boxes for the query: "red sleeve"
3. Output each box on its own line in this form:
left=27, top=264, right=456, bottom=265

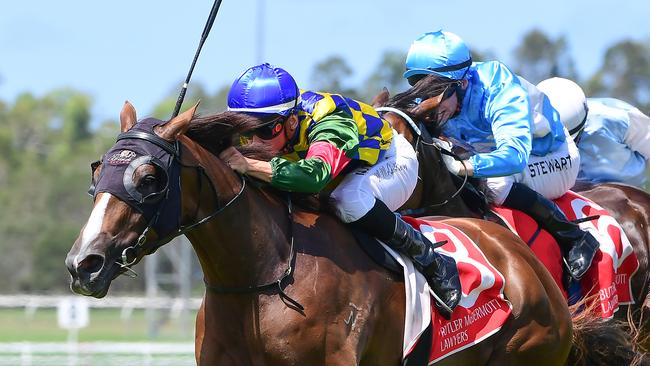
left=306, top=140, right=352, bottom=179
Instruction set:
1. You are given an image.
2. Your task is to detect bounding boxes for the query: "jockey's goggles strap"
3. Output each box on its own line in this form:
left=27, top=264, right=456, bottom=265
left=428, top=58, right=472, bottom=74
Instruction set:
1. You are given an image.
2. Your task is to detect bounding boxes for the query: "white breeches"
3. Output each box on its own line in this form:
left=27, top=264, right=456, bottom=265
left=330, top=132, right=419, bottom=223
left=488, top=130, right=581, bottom=205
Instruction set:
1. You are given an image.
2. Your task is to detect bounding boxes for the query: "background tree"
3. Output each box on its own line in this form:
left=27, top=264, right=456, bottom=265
left=358, top=50, right=409, bottom=101
left=309, top=55, right=359, bottom=98
left=512, top=29, right=577, bottom=83
left=1, top=28, right=649, bottom=294
left=585, top=39, right=650, bottom=114
left=151, top=82, right=230, bottom=120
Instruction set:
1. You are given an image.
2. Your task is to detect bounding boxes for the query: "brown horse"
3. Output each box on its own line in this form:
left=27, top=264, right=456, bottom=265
left=574, top=181, right=650, bottom=349
left=374, top=88, right=650, bottom=352
left=66, top=102, right=638, bottom=365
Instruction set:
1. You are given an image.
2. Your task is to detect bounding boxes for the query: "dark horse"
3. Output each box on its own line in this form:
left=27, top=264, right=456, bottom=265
left=66, top=102, right=639, bottom=365
left=373, top=86, right=650, bottom=353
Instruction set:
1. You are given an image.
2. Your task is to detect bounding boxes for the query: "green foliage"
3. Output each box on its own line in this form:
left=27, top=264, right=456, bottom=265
left=150, top=83, right=230, bottom=119
left=309, top=55, right=360, bottom=99
left=585, top=39, right=650, bottom=114
left=0, top=89, right=114, bottom=293
left=357, top=50, right=409, bottom=102
left=512, top=29, right=578, bottom=84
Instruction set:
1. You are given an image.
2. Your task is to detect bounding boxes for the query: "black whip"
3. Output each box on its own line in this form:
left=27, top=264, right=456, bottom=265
left=171, top=0, right=224, bottom=118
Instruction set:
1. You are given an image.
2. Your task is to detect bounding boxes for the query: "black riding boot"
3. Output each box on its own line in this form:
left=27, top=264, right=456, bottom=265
left=351, top=200, right=461, bottom=319
left=503, top=183, right=600, bottom=280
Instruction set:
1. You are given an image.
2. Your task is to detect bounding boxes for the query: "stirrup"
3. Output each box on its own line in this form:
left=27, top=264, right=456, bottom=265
left=429, top=287, right=454, bottom=316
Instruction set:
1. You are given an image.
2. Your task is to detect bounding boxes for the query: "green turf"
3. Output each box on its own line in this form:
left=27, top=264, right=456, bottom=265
left=0, top=308, right=196, bottom=342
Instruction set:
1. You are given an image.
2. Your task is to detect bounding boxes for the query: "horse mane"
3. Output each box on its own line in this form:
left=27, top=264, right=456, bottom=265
left=185, top=111, right=324, bottom=213
left=185, top=111, right=277, bottom=161
left=382, top=78, right=498, bottom=209
left=383, top=75, right=458, bottom=137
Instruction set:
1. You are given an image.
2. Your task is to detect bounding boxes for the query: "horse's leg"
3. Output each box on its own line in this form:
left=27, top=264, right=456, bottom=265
left=443, top=218, right=573, bottom=365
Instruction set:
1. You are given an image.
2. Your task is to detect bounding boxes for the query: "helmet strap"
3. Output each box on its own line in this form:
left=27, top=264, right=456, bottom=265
left=428, top=57, right=472, bottom=76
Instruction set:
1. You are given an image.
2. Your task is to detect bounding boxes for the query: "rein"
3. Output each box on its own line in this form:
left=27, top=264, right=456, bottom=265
left=376, top=108, right=469, bottom=216
left=115, top=130, right=246, bottom=276
left=114, top=129, right=303, bottom=310
left=400, top=140, right=469, bottom=216
left=203, top=195, right=303, bottom=311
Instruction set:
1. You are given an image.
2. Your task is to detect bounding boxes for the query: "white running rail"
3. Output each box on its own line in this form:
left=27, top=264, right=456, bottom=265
left=0, top=342, right=195, bottom=366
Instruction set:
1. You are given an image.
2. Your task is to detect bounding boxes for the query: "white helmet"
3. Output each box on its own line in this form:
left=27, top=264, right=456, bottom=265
left=537, top=77, right=588, bottom=139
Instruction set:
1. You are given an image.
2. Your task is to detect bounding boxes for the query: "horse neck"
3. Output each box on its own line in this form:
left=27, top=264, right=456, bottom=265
left=417, top=141, right=476, bottom=217
left=386, top=111, right=475, bottom=217
left=178, top=137, right=292, bottom=289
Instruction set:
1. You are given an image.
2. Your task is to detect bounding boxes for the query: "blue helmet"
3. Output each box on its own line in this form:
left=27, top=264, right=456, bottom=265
left=227, top=63, right=300, bottom=116
left=404, top=30, right=472, bottom=81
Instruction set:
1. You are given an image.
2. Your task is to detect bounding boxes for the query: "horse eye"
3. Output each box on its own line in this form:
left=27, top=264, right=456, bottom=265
left=90, top=160, right=101, bottom=181
left=138, top=175, right=157, bottom=189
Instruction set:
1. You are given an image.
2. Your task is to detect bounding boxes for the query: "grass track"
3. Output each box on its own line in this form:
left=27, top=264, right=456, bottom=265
left=0, top=308, right=196, bottom=342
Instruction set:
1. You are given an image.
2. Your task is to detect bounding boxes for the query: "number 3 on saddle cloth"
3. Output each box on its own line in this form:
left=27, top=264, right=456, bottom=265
left=492, top=191, right=639, bottom=318
left=379, top=216, right=512, bottom=364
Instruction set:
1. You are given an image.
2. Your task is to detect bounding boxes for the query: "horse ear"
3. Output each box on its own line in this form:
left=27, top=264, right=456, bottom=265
left=410, top=96, right=442, bottom=119
left=371, top=87, right=390, bottom=108
left=120, top=101, right=138, bottom=132
left=156, top=102, right=200, bottom=141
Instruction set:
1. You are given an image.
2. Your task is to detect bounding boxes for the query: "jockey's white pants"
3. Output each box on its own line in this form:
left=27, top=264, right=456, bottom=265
left=488, top=129, right=581, bottom=205
left=331, top=132, right=418, bottom=223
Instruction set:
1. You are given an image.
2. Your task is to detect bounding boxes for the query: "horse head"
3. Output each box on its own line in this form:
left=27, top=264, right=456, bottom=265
left=65, top=101, right=256, bottom=297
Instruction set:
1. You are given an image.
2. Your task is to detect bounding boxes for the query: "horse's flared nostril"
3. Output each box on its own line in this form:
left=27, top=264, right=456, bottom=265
left=77, top=254, right=105, bottom=276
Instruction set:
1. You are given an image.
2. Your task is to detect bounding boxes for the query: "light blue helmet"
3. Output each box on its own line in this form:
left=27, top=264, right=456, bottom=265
left=404, top=30, right=472, bottom=81
left=228, top=63, right=300, bottom=116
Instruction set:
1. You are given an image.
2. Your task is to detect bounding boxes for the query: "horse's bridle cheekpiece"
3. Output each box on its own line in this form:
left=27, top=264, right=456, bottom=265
left=88, top=118, right=245, bottom=276
left=91, top=118, right=182, bottom=240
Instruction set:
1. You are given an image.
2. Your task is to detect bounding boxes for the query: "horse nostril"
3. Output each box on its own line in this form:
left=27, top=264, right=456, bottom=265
left=77, top=254, right=105, bottom=275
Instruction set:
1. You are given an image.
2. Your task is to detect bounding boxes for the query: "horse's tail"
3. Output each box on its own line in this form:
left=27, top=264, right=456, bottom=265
left=569, top=299, right=649, bottom=366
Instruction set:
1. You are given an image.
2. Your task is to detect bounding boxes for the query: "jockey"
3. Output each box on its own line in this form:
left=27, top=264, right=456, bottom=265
left=537, top=77, right=650, bottom=189
left=402, top=30, right=600, bottom=281
left=219, top=63, right=461, bottom=318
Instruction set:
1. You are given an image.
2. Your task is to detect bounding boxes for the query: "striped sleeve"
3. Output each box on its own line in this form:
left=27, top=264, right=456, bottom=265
left=270, top=111, right=358, bottom=192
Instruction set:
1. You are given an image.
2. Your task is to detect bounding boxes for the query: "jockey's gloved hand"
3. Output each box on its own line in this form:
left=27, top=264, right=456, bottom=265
left=442, top=154, right=465, bottom=175
left=433, top=138, right=453, bottom=152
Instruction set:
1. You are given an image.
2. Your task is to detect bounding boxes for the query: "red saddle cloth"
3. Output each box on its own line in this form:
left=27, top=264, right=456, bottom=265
left=402, top=217, right=512, bottom=364
left=492, top=190, right=638, bottom=318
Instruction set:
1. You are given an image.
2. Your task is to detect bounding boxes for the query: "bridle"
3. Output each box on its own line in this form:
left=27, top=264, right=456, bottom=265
left=89, top=126, right=302, bottom=309
left=376, top=107, right=469, bottom=216
left=90, top=127, right=246, bottom=277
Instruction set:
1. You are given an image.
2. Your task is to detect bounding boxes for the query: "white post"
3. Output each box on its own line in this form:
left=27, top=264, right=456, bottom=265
left=145, top=253, right=159, bottom=339
left=179, top=236, right=192, bottom=336
left=67, top=328, right=78, bottom=366
left=20, top=343, right=32, bottom=366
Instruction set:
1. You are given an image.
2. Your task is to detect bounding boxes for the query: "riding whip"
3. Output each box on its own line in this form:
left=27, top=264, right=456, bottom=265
left=171, top=0, right=224, bottom=118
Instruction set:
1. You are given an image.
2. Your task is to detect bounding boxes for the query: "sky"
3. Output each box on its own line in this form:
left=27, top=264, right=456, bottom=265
left=1, top=0, right=648, bottom=124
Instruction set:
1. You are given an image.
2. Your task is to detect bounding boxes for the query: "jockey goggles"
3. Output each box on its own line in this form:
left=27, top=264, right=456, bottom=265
left=242, top=115, right=288, bottom=140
